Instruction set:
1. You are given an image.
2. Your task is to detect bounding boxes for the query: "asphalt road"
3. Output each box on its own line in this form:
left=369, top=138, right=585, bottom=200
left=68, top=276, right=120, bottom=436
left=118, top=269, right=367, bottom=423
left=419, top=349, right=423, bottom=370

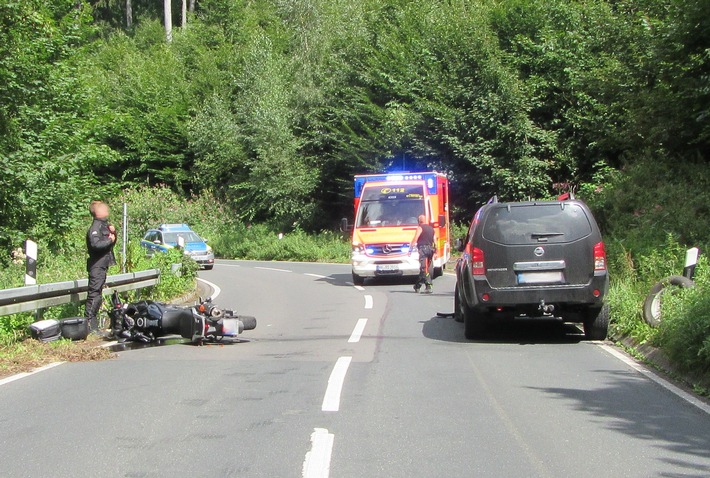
left=1, top=260, right=709, bottom=478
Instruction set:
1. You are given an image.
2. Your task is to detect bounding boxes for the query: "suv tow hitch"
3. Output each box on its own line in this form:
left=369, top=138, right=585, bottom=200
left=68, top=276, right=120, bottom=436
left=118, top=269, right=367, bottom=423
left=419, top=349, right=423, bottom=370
left=538, top=300, right=555, bottom=314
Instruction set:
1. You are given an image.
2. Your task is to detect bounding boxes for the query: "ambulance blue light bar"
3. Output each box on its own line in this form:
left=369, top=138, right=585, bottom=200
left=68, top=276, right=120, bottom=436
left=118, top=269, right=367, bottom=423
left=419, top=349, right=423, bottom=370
left=354, top=172, right=439, bottom=198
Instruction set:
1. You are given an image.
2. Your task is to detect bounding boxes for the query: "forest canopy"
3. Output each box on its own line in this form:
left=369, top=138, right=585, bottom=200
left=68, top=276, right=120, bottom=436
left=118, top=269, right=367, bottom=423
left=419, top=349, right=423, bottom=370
left=1, top=0, right=708, bottom=248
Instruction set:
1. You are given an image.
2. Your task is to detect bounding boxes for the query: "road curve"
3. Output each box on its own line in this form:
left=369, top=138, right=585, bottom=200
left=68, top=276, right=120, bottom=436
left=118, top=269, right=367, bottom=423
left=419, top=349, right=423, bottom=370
left=0, top=259, right=708, bottom=478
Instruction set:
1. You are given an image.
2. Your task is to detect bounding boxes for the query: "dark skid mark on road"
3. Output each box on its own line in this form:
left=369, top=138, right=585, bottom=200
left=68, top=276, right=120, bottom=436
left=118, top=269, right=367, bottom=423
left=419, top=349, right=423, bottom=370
left=106, top=336, right=248, bottom=352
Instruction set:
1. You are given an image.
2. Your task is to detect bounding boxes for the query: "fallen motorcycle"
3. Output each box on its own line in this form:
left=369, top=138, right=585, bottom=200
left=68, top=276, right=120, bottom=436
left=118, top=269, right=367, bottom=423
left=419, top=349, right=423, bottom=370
left=107, top=292, right=256, bottom=344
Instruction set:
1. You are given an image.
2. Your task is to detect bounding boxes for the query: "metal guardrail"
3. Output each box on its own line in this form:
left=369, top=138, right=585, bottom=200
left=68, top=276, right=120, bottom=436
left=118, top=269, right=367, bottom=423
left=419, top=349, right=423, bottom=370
left=0, top=269, right=160, bottom=316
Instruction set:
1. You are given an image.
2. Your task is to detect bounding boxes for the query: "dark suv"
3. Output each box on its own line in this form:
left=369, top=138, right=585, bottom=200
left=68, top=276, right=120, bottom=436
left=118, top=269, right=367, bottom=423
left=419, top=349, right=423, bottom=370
left=454, top=198, right=609, bottom=340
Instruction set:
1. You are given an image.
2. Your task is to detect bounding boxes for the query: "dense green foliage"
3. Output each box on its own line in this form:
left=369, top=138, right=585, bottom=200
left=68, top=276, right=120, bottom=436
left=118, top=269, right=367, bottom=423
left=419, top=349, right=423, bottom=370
left=1, top=0, right=709, bottom=375
left=2, top=0, right=708, bottom=241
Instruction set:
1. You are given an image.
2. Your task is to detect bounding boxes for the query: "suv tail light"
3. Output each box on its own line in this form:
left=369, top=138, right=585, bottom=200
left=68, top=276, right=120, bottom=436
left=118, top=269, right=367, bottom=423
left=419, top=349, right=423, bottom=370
left=594, top=242, right=607, bottom=271
left=471, top=247, right=485, bottom=275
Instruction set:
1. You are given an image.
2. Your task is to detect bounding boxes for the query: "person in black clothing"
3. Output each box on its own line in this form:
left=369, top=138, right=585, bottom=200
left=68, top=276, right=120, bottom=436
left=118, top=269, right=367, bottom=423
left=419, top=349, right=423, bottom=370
left=85, top=200, right=117, bottom=334
left=409, top=215, right=436, bottom=293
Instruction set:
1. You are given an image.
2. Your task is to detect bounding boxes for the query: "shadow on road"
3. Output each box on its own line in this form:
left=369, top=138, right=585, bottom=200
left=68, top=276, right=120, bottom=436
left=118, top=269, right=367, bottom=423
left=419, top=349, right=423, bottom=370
left=528, top=371, right=710, bottom=475
left=321, top=274, right=417, bottom=287
left=421, top=315, right=585, bottom=345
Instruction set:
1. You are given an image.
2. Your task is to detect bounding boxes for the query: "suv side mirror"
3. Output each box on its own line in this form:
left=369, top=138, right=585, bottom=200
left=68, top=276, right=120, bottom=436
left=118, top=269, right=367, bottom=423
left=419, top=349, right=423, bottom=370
left=153, top=240, right=162, bottom=245
left=438, top=214, right=446, bottom=227
left=455, top=238, right=465, bottom=252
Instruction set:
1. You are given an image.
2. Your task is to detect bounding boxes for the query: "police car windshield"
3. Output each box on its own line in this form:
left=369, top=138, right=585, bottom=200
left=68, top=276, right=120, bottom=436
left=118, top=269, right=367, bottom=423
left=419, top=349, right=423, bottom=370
left=163, top=231, right=202, bottom=245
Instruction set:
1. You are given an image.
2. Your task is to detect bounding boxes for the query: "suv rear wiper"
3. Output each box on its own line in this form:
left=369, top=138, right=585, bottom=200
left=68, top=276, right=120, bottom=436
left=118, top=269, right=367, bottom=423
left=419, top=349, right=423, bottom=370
left=531, top=232, right=564, bottom=238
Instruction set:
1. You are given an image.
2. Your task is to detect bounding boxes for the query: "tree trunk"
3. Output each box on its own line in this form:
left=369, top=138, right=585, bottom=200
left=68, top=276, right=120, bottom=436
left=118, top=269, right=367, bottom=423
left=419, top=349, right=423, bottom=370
left=189, top=0, right=196, bottom=13
left=164, top=0, right=172, bottom=42
left=126, top=0, right=133, bottom=29
left=181, top=0, right=187, bottom=28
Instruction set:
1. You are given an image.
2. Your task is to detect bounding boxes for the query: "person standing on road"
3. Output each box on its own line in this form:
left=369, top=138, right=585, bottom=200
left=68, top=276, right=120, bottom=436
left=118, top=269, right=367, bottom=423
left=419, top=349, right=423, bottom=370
left=85, top=200, right=117, bottom=335
left=409, top=215, right=436, bottom=293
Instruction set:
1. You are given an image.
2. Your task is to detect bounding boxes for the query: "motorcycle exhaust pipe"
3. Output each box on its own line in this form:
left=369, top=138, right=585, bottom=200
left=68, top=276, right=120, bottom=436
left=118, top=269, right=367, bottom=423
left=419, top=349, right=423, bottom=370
left=239, top=316, right=257, bottom=331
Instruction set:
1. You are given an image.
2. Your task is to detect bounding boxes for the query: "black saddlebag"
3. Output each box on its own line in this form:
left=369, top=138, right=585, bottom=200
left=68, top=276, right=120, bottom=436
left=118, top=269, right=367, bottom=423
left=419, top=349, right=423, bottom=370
left=60, top=317, right=89, bottom=340
left=29, top=319, right=62, bottom=343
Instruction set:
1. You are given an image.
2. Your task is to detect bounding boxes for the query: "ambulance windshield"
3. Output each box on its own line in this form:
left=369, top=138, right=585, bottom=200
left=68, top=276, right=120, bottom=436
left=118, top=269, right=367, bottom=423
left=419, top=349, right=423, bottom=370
left=356, top=185, right=425, bottom=227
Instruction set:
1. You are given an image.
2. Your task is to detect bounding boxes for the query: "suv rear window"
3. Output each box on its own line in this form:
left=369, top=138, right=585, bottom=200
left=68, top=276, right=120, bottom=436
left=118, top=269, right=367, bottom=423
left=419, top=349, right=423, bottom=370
left=482, top=203, right=592, bottom=245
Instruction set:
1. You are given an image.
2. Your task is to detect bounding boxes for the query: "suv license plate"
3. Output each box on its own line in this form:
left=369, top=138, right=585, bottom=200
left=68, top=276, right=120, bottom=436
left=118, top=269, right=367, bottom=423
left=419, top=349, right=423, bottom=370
left=376, top=264, right=399, bottom=273
left=517, top=271, right=563, bottom=284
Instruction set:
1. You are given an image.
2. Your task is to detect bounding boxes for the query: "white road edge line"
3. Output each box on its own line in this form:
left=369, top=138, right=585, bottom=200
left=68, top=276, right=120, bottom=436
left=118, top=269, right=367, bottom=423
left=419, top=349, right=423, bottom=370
left=305, top=273, right=328, bottom=279
left=322, top=356, right=352, bottom=412
left=197, top=277, right=221, bottom=300
left=597, top=344, right=710, bottom=415
left=0, top=362, right=64, bottom=387
left=348, top=319, right=368, bottom=343
left=364, top=295, right=373, bottom=309
left=353, top=285, right=365, bottom=292
left=255, top=266, right=292, bottom=273
left=302, top=428, right=334, bottom=478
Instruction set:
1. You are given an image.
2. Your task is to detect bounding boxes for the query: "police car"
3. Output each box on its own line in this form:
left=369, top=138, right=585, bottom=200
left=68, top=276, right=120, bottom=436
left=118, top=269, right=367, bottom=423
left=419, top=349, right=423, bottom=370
left=140, top=224, right=215, bottom=270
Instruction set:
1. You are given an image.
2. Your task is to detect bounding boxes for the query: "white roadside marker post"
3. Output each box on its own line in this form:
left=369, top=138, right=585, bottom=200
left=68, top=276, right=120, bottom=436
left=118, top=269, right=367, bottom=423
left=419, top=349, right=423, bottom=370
left=25, top=240, right=37, bottom=286
left=683, top=247, right=699, bottom=280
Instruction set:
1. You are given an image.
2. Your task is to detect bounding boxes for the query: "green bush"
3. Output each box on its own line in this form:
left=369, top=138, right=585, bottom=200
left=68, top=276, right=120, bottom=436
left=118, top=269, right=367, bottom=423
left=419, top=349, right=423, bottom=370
left=215, top=224, right=350, bottom=263
left=656, top=256, right=710, bottom=381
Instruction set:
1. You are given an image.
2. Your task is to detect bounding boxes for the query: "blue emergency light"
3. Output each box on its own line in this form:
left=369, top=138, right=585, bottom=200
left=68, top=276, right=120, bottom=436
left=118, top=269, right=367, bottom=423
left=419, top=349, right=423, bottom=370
left=354, top=172, right=439, bottom=198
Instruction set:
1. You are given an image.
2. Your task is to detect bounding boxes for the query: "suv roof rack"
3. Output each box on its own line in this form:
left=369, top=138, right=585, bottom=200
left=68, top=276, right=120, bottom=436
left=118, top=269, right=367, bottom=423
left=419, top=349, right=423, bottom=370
left=557, top=192, right=576, bottom=201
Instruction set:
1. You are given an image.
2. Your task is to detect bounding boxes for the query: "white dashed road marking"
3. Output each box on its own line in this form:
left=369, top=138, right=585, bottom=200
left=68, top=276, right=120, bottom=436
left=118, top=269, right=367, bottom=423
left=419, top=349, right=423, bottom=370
left=298, top=267, right=373, bottom=475
left=302, top=428, right=334, bottom=478
left=348, top=319, right=368, bottom=343
left=305, top=273, right=328, bottom=279
left=255, top=266, right=292, bottom=273
left=322, top=356, right=352, bottom=412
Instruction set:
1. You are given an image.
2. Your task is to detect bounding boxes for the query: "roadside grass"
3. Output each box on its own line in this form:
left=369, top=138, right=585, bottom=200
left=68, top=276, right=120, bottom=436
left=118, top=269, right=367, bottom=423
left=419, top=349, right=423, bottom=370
left=655, top=256, right=710, bottom=384
left=0, top=337, right=114, bottom=379
left=604, top=236, right=710, bottom=388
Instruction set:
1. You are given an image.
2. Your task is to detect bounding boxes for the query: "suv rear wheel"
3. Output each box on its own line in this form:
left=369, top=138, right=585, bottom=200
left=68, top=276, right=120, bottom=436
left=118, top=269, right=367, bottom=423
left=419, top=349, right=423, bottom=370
left=583, top=304, right=610, bottom=341
left=463, top=302, right=487, bottom=340
left=454, top=285, right=464, bottom=323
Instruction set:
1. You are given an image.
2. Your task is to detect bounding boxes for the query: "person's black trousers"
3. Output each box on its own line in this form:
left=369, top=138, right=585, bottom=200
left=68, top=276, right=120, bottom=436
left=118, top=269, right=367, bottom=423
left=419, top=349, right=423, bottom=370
left=85, top=264, right=107, bottom=331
